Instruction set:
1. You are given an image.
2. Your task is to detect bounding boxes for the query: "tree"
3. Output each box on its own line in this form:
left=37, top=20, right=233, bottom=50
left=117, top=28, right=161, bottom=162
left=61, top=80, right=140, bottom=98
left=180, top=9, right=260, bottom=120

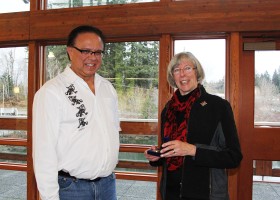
left=260, top=71, right=271, bottom=82
left=46, top=46, right=69, bottom=80
left=272, top=67, right=280, bottom=92
left=101, top=41, right=159, bottom=118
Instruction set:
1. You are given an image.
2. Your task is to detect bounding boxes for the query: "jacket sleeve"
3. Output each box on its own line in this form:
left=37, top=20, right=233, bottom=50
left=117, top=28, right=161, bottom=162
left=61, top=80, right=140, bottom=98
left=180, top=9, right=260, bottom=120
left=194, top=100, right=243, bottom=169
left=149, top=101, right=170, bottom=167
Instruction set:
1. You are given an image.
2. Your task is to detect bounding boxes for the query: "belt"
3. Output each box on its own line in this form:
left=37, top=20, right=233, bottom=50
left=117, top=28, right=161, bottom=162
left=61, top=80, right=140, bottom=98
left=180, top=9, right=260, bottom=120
left=58, top=170, right=101, bottom=182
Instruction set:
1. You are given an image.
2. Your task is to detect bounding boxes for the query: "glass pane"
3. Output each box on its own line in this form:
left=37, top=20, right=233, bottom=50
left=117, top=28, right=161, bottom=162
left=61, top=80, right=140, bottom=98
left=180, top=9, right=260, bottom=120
left=46, top=0, right=159, bottom=9
left=174, top=39, right=226, bottom=98
left=117, top=152, right=156, bottom=173
left=0, top=145, right=27, bottom=164
left=116, top=179, right=156, bottom=200
left=0, top=170, right=26, bottom=199
left=45, top=42, right=159, bottom=120
left=46, top=45, right=69, bottom=81
left=0, top=130, right=27, bottom=139
left=120, top=134, right=157, bottom=145
left=102, top=41, right=159, bottom=120
left=0, top=47, right=28, bottom=118
left=272, top=161, right=280, bottom=169
left=253, top=160, right=280, bottom=200
left=0, top=0, right=30, bottom=13
left=254, top=51, right=280, bottom=127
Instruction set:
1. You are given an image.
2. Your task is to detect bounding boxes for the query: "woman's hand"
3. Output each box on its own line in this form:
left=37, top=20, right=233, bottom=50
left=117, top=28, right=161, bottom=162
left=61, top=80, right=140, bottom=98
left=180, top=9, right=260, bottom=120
left=144, top=145, right=161, bottom=162
left=160, top=140, right=196, bottom=157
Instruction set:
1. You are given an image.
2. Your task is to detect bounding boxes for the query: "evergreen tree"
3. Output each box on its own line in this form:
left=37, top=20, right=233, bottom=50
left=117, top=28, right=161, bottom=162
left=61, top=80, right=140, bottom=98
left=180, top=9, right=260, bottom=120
left=260, top=71, right=271, bottom=82
left=272, top=67, right=280, bottom=92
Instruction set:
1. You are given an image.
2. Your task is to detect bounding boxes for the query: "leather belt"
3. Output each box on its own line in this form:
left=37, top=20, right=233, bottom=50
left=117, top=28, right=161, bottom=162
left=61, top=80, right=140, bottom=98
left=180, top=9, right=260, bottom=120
left=58, top=170, right=101, bottom=182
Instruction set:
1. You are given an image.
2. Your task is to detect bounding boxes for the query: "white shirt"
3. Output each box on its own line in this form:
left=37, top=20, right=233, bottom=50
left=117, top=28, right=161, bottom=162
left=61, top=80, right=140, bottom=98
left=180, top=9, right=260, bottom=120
left=32, top=67, right=120, bottom=200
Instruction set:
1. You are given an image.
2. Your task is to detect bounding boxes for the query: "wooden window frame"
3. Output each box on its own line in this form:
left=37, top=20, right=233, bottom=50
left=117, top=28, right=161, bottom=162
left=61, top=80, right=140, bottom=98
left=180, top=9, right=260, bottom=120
left=0, top=1, right=280, bottom=200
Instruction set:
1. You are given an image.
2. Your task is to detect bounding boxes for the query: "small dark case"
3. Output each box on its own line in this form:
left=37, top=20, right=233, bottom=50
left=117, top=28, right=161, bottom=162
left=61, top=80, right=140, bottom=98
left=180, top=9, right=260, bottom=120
left=147, top=149, right=161, bottom=157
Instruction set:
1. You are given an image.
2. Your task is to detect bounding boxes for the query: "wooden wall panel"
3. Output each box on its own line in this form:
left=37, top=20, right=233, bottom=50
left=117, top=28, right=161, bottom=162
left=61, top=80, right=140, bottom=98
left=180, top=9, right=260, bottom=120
left=252, top=129, right=280, bottom=160
left=0, top=1, right=279, bottom=43
left=0, top=12, right=29, bottom=43
left=0, top=118, right=27, bottom=130
left=120, top=121, right=157, bottom=135
left=26, top=1, right=280, bottom=41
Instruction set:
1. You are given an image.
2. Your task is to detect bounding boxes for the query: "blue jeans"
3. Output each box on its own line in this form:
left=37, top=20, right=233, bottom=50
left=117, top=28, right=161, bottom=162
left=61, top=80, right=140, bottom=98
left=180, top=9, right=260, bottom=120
left=58, top=173, right=117, bottom=200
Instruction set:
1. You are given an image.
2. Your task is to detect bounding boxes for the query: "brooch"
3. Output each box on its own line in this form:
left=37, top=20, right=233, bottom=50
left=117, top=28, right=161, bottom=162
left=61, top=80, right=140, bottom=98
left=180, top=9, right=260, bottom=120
left=200, top=101, right=207, bottom=106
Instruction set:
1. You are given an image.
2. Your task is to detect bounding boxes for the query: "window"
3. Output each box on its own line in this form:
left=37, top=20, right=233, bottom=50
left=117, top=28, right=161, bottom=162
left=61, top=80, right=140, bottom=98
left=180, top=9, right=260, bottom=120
left=174, top=39, right=226, bottom=98
left=0, top=144, right=26, bottom=164
left=0, top=0, right=30, bottom=13
left=0, top=47, right=28, bottom=118
left=46, top=0, right=159, bottom=9
left=254, top=51, right=280, bottom=127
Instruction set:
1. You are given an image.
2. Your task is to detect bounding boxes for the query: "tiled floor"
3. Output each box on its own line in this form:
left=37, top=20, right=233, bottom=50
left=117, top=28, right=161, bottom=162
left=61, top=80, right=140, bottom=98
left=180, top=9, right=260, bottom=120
left=0, top=170, right=280, bottom=200
left=253, top=182, right=280, bottom=200
left=116, top=180, right=156, bottom=200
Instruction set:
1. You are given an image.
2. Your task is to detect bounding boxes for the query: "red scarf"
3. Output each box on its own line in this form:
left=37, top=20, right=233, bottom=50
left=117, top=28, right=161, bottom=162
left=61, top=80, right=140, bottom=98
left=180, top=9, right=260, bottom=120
left=163, top=87, right=200, bottom=171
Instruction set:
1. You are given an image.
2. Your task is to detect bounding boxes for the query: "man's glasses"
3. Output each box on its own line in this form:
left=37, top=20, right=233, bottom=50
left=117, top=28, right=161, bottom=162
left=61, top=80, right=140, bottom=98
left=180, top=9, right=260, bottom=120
left=72, top=46, right=104, bottom=57
left=172, top=66, right=197, bottom=76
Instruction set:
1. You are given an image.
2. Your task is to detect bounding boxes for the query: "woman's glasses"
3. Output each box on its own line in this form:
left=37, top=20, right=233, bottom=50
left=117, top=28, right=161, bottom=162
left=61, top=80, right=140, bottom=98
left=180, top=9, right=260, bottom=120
left=172, top=66, right=197, bottom=76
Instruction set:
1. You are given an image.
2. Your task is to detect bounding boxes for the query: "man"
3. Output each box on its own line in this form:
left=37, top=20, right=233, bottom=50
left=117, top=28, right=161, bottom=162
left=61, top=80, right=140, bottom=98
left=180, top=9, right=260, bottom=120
left=33, top=25, right=120, bottom=200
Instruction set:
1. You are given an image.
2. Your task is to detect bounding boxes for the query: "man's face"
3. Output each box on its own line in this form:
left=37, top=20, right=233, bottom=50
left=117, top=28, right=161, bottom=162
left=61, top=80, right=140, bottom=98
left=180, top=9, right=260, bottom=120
left=67, top=32, right=104, bottom=80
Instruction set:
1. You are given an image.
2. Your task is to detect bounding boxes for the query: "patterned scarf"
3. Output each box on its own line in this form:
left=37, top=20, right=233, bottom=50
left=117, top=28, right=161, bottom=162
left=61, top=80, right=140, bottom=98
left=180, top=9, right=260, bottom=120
left=163, top=87, right=200, bottom=171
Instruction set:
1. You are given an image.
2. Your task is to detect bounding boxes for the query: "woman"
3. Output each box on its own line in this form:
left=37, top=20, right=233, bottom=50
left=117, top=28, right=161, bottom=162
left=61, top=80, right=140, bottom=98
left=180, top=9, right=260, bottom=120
left=144, top=52, right=243, bottom=200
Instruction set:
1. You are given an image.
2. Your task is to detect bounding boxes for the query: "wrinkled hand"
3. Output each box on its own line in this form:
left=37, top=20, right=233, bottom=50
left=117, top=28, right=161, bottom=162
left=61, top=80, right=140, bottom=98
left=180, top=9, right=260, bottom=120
left=144, top=145, right=161, bottom=162
left=160, top=140, right=196, bottom=157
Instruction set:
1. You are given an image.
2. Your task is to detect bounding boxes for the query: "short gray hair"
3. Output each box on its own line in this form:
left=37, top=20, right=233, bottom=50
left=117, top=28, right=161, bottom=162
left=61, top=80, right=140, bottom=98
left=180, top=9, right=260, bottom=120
left=167, top=52, right=205, bottom=88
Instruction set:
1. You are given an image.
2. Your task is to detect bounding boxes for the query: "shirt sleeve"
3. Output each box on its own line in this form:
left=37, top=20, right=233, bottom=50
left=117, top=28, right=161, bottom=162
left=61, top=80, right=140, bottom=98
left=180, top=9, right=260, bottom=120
left=32, top=85, right=61, bottom=200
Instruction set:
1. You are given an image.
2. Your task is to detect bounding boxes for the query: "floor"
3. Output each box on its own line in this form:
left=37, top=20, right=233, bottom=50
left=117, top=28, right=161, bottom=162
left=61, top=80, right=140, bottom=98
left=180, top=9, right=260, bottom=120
left=0, top=170, right=280, bottom=200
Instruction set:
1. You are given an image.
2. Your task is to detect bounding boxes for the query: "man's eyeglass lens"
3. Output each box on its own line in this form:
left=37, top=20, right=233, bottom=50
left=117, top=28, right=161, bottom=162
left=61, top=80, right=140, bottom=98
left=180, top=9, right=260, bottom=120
left=72, top=46, right=104, bottom=57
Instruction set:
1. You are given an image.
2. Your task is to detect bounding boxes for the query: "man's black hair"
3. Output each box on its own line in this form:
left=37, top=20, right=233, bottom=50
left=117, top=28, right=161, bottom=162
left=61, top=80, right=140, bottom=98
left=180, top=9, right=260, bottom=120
left=67, top=25, right=105, bottom=48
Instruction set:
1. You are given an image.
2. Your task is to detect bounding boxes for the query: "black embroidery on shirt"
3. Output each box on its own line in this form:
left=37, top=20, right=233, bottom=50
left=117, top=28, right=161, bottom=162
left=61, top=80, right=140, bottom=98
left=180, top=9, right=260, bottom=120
left=76, top=104, right=88, bottom=117
left=65, top=84, right=77, bottom=95
left=65, top=84, right=88, bottom=129
left=78, top=118, right=88, bottom=128
left=68, top=96, right=83, bottom=106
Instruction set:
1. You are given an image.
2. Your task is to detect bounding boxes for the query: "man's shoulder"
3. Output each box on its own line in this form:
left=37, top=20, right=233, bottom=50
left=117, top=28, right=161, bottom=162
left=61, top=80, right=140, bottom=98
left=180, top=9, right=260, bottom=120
left=35, top=74, right=65, bottom=96
left=96, top=74, right=115, bottom=88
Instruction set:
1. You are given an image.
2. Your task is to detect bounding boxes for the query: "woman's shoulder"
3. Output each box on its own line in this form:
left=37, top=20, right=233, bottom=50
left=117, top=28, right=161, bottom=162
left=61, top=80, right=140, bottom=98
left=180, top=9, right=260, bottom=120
left=201, top=91, right=232, bottom=112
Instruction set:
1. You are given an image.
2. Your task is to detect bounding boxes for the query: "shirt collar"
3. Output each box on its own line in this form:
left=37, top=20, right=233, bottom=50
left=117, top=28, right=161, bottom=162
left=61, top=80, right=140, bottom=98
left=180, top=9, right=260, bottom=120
left=63, top=66, right=102, bottom=89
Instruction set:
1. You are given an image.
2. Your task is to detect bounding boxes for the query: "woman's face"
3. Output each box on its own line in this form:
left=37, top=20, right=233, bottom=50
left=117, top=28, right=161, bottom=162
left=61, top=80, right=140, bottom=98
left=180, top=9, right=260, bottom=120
left=172, top=59, right=198, bottom=95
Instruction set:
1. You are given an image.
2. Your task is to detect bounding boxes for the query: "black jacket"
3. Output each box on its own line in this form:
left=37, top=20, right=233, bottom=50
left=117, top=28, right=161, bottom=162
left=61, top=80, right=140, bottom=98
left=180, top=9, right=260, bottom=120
left=151, top=85, right=243, bottom=200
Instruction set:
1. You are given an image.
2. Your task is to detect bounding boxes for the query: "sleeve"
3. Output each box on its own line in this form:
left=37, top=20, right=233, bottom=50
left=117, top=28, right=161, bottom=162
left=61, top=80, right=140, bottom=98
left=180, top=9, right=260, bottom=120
left=112, top=86, right=121, bottom=132
left=194, top=100, right=243, bottom=169
left=32, top=86, right=61, bottom=200
left=149, top=102, right=170, bottom=167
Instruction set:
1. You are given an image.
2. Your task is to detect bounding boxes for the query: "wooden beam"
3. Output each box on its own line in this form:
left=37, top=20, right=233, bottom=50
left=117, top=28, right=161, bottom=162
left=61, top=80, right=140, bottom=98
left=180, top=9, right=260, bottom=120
left=0, top=12, right=29, bottom=43
left=0, top=118, right=27, bottom=130
left=28, top=1, right=280, bottom=40
left=115, top=171, right=157, bottom=182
